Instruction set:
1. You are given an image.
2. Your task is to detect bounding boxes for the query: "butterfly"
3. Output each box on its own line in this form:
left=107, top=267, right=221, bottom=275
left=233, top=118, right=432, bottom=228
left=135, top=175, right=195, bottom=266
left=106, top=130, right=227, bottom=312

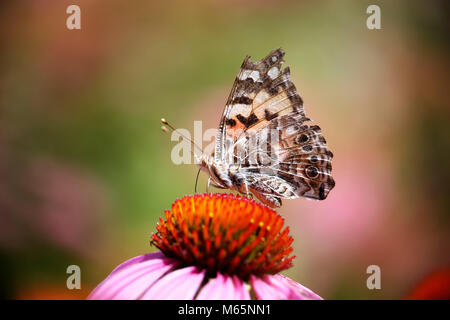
left=163, top=48, right=335, bottom=208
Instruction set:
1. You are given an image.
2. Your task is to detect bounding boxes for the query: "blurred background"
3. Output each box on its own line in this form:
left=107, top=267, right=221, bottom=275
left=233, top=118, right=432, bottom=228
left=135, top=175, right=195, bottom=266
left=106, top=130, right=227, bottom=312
left=0, top=0, right=449, bottom=299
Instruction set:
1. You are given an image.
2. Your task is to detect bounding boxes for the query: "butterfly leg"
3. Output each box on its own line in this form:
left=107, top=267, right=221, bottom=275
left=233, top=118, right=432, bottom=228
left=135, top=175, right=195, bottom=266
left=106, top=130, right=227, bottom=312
left=244, top=182, right=253, bottom=199
left=207, top=177, right=227, bottom=194
left=207, top=177, right=212, bottom=194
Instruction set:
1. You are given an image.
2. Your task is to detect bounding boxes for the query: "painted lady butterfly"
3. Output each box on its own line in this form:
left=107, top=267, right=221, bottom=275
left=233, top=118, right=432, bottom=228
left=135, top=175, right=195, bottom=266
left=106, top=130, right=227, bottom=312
left=163, top=48, right=335, bottom=207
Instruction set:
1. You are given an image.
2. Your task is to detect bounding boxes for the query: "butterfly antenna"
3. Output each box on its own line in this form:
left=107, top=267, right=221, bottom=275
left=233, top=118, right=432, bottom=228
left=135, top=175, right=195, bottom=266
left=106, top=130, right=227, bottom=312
left=161, top=118, right=203, bottom=160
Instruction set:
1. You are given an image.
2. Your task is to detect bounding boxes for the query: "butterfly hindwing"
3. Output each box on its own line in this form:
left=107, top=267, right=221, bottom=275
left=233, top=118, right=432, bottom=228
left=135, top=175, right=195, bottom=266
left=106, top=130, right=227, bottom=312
left=237, top=114, right=334, bottom=205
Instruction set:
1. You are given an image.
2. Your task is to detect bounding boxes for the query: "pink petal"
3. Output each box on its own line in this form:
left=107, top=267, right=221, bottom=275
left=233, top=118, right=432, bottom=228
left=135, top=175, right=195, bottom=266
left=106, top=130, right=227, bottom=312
left=277, top=274, right=323, bottom=300
left=111, top=264, right=174, bottom=300
left=141, top=266, right=205, bottom=300
left=251, top=274, right=322, bottom=300
left=110, top=252, right=166, bottom=275
left=232, top=275, right=251, bottom=300
left=196, top=273, right=250, bottom=300
left=88, top=253, right=175, bottom=300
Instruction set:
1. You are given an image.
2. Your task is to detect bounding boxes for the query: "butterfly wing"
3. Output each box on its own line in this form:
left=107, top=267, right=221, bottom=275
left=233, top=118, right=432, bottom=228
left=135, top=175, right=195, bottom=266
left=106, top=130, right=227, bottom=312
left=215, top=48, right=302, bottom=160
left=215, top=48, right=335, bottom=206
left=240, top=115, right=335, bottom=206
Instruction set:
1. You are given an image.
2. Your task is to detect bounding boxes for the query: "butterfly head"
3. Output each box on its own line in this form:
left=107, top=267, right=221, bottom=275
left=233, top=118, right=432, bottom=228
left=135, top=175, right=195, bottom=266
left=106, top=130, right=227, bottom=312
left=198, top=153, right=211, bottom=171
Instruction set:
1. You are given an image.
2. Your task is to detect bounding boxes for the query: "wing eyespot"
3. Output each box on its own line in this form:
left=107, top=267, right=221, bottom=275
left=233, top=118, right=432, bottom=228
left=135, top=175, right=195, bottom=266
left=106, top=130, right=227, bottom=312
left=294, top=133, right=309, bottom=145
left=309, top=155, right=319, bottom=163
left=305, top=166, right=319, bottom=178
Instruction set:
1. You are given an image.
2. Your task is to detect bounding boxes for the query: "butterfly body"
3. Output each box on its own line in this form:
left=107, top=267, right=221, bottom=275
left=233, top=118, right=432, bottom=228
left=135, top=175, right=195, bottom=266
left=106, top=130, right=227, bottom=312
left=199, top=155, right=284, bottom=207
left=189, top=48, right=335, bottom=208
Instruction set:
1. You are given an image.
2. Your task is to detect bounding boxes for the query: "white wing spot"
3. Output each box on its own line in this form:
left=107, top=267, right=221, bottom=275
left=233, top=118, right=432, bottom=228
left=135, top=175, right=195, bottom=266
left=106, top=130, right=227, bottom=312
left=268, top=66, right=279, bottom=79
left=239, top=69, right=260, bottom=82
left=286, top=125, right=297, bottom=135
left=229, top=104, right=252, bottom=117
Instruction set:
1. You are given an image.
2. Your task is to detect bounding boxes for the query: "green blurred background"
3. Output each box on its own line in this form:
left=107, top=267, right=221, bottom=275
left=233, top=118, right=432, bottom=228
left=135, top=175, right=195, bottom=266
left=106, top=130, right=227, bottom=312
left=0, top=0, right=449, bottom=299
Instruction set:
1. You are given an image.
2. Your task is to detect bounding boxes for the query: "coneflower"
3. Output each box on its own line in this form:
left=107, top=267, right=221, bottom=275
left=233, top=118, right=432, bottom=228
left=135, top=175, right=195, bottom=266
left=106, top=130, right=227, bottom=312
left=88, top=193, right=321, bottom=300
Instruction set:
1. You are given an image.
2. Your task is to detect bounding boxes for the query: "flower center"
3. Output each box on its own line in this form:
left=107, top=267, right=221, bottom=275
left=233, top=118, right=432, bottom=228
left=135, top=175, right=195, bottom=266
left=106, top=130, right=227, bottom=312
left=151, top=193, right=295, bottom=280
